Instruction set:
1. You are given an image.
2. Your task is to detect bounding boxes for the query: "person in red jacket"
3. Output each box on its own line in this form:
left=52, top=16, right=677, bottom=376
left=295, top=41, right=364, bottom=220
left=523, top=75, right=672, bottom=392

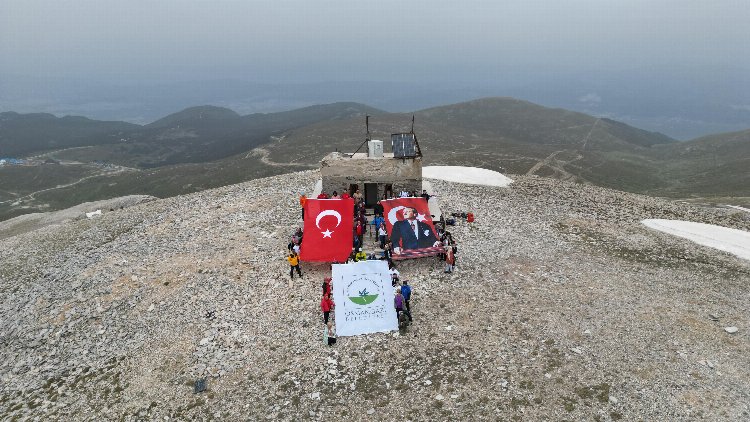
left=317, top=191, right=329, bottom=199
left=321, top=293, right=335, bottom=325
left=322, top=277, right=332, bottom=296
left=355, top=221, right=364, bottom=247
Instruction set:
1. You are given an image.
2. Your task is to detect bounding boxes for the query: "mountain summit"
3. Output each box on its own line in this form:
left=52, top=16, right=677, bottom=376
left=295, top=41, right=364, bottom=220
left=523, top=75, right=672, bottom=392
left=1, top=169, right=748, bottom=420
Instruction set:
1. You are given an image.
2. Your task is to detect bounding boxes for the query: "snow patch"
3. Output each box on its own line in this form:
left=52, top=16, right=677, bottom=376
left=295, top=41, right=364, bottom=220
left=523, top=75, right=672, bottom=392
left=642, top=219, right=750, bottom=261
left=423, top=166, right=513, bottom=187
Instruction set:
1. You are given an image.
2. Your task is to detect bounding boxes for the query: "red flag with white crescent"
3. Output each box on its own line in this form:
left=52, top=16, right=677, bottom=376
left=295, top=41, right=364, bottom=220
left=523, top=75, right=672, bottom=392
left=300, top=198, right=354, bottom=262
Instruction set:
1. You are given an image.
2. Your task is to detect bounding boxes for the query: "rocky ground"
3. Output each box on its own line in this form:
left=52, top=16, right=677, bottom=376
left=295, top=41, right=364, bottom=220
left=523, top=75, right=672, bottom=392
left=1, top=170, right=749, bottom=421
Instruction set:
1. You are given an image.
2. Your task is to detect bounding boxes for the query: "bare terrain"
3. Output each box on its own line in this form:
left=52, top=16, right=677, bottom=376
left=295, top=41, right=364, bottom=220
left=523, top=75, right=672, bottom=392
left=1, top=170, right=749, bottom=420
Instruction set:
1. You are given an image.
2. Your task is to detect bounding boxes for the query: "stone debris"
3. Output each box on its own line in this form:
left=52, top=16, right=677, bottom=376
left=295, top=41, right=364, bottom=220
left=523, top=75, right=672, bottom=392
left=724, top=326, right=739, bottom=334
left=1, top=170, right=749, bottom=420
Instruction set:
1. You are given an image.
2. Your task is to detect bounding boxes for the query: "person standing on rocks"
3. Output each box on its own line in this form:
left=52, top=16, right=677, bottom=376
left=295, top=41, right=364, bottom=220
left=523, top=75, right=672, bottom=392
left=373, top=200, right=384, bottom=217
left=323, top=321, right=337, bottom=346
left=299, top=192, right=307, bottom=220
left=355, top=220, right=364, bottom=247
left=322, top=277, right=332, bottom=296
left=400, top=280, right=413, bottom=322
left=321, top=293, right=335, bottom=325
left=377, top=223, right=387, bottom=249
left=287, top=251, right=303, bottom=279
left=394, top=288, right=405, bottom=322
left=443, top=244, right=455, bottom=273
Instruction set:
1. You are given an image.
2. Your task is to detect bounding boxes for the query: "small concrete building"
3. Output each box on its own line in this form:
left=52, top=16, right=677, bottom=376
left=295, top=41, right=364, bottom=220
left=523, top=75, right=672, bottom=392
left=320, top=134, right=423, bottom=206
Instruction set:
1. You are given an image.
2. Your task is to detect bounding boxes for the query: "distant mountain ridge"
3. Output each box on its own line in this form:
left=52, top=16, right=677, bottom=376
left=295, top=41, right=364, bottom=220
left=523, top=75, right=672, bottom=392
left=0, top=97, right=747, bottom=222
left=146, top=105, right=241, bottom=129
left=0, top=111, right=139, bottom=156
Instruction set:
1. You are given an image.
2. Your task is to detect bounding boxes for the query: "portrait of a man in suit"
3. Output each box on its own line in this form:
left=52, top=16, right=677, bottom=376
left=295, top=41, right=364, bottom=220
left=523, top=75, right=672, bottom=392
left=391, top=207, right=441, bottom=254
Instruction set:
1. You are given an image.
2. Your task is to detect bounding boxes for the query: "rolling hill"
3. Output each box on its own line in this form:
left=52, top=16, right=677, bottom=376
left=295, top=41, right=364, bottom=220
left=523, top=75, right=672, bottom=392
left=1, top=97, right=747, bottom=222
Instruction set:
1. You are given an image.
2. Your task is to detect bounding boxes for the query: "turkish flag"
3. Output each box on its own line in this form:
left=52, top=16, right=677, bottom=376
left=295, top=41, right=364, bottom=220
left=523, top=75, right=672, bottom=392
left=300, top=198, right=354, bottom=262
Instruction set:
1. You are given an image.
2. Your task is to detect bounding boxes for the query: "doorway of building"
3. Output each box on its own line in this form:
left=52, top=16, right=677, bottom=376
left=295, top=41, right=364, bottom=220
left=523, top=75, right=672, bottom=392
left=364, top=183, right=378, bottom=206
left=348, top=184, right=359, bottom=197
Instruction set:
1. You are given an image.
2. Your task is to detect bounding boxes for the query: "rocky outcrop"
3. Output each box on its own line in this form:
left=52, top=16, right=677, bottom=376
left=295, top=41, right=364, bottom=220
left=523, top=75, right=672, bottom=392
left=1, top=171, right=748, bottom=420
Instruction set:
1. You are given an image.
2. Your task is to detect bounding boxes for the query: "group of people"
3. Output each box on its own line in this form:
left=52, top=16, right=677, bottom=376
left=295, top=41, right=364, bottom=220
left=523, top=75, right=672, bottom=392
left=289, top=186, right=458, bottom=346
left=437, top=228, right=457, bottom=273
left=318, top=272, right=416, bottom=346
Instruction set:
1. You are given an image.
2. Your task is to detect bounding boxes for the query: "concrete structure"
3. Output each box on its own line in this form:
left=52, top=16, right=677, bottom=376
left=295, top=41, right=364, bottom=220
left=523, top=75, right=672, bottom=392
left=320, top=151, right=422, bottom=206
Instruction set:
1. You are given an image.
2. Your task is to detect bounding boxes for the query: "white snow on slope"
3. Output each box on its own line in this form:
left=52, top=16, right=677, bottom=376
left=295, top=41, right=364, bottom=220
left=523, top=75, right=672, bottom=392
left=642, top=219, right=750, bottom=261
left=423, top=166, right=513, bottom=187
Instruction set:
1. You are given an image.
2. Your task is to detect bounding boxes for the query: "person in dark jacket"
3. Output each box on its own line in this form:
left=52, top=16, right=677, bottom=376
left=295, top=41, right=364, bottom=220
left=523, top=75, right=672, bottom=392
left=400, top=280, right=413, bottom=321
left=373, top=201, right=384, bottom=217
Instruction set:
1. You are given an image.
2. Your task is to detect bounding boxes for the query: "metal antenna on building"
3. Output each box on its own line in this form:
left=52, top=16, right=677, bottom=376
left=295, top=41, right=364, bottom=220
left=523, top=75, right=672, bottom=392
left=351, top=115, right=371, bottom=157
left=411, top=115, right=422, bottom=157
left=366, top=115, right=371, bottom=141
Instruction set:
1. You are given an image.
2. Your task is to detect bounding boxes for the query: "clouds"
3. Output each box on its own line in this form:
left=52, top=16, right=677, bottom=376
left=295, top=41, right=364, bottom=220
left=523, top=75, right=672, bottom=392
left=1, top=0, right=748, bottom=84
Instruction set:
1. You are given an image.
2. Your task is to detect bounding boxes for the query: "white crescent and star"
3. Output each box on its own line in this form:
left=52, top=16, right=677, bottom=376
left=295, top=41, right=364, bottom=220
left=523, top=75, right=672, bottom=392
left=316, top=209, right=342, bottom=238
left=387, top=206, right=406, bottom=225
left=387, top=205, right=429, bottom=225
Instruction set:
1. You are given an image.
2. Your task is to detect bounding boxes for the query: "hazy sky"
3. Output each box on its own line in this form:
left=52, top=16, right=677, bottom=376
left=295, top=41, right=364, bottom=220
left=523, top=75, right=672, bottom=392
left=2, top=0, right=749, bottom=84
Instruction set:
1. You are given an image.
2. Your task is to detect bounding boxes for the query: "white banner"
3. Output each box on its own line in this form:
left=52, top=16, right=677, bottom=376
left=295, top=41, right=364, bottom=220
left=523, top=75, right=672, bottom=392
left=332, top=261, right=398, bottom=336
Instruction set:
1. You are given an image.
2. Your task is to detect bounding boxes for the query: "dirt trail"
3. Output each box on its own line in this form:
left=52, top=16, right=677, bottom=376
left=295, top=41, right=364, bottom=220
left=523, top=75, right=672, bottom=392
left=525, top=150, right=584, bottom=181
left=0, top=166, right=135, bottom=206
left=246, top=147, right=317, bottom=169
left=581, top=118, right=600, bottom=150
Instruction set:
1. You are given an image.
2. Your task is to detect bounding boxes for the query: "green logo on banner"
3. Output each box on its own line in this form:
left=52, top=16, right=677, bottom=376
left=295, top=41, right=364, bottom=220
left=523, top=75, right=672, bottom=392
left=349, top=288, right=378, bottom=305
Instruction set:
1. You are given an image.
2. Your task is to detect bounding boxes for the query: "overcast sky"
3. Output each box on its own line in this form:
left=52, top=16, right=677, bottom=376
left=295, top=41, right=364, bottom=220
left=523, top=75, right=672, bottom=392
left=2, top=0, right=749, bottom=84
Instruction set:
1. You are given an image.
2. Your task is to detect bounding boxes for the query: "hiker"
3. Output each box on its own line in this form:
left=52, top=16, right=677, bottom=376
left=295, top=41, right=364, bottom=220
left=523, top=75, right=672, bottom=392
left=321, top=293, right=335, bottom=324
left=444, top=244, right=455, bottom=273
left=352, top=231, right=360, bottom=251
left=322, top=277, right=332, bottom=296
left=373, top=200, right=384, bottom=217
left=323, top=321, right=337, bottom=346
left=377, top=222, right=387, bottom=249
left=287, top=251, right=303, bottom=279
left=354, top=247, right=367, bottom=262
left=352, top=189, right=363, bottom=203
left=299, top=193, right=307, bottom=220
left=355, top=221, right=364, bottom=247
left=383, top=240, right=393, bottom=267
left=394, top=289, right=405, bottom=322
left=372, top=214, right=384, bottom=232
left=400, top=280, right=413, bottom=322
